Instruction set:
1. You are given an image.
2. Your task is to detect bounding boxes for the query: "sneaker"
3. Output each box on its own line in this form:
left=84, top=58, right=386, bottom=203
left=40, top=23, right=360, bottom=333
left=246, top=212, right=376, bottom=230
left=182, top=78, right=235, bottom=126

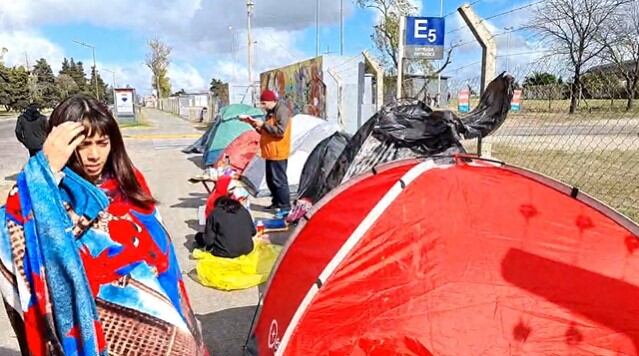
left=264, top=203, right=279, bottom=210
left=275, top=208, right=291, bottom=219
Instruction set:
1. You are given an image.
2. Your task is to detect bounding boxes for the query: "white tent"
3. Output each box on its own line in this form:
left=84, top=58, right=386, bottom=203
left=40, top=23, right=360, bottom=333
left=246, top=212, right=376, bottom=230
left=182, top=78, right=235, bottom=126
left=242, top=115, right=341, bottom=197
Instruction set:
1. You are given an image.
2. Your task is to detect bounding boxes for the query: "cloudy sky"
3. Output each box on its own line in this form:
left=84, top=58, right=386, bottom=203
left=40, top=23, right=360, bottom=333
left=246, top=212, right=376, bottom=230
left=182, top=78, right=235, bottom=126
left=0, top=0, right=544, bottom=95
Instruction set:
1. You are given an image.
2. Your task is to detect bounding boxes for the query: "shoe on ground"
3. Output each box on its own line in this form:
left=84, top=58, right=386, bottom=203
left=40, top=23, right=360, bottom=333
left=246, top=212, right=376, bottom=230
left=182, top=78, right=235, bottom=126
left=275, top=208, right=291, bottom=219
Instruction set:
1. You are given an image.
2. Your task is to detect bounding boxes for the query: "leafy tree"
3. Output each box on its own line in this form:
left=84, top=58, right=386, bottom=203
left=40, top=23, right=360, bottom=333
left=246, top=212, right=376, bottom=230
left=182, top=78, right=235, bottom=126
left=523, top=72, right=561, bottom=86
left=88, top=66, right=109, bottom=101
left=72, top=60, right=88, bottom=93
left=145, top=39, right=172, bottom=98
left=172, top=88, right=187, bottom=96
left=56, top=74, right=80, bottom=99
left=60, top=58, right=71, bottom=74
left=58, top=57, right=87, bottom=95
left=32, top=58, right=60, bottom=108
left=7, top=66, right=31, bottom=111
left=0, top=64, right=10, bottom=110
left=0, top=47, right=7, bottom=65
left=210, top=78, right=229, bottom=105
left=104, top=85, right=114, bottom=104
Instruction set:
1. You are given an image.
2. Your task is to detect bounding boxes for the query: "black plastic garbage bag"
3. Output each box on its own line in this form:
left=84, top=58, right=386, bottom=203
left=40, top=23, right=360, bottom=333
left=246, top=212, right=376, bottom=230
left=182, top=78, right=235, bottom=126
left=296, top=132, right=351, bottom=203
left=314, top=73, right=515, bottom=201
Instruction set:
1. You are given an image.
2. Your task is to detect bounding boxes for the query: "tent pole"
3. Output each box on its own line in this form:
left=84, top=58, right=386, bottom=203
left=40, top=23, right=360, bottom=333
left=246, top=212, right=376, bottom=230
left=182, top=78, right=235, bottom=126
left=243, top=295, right=263, bottom=351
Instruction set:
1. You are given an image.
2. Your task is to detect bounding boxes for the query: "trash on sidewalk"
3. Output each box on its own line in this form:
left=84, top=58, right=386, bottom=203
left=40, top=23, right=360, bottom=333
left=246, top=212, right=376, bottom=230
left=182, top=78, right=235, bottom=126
left=258, top=218, right=288, bottom=232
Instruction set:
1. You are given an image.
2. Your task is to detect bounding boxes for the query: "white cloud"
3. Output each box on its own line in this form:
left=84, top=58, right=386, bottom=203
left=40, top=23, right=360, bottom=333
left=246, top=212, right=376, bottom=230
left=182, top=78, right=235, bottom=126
left=202, top=28, right=306, bottom=85
left=93, top=61, right=150, bottom=92
left=0, top=30, right=65, bottom=70
left=1, top=0, right=352, bottom=56
left=168, top=62, right=208, bottom=92
left=0, top=0, right=353, bottom=94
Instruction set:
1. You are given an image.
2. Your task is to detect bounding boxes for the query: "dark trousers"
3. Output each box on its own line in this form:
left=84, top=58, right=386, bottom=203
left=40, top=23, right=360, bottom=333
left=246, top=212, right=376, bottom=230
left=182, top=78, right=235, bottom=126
left=265, top=159, right=290, bottom=209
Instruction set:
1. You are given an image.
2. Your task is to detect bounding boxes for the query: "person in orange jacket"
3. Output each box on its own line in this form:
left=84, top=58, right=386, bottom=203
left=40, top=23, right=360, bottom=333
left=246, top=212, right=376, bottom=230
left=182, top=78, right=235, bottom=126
left=240, top=90, right=293, bottom=213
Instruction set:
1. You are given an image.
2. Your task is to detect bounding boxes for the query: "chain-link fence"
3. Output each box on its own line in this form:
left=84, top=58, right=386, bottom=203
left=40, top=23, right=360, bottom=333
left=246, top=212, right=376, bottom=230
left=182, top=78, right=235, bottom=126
left=446, top=58, right=639, bottom=223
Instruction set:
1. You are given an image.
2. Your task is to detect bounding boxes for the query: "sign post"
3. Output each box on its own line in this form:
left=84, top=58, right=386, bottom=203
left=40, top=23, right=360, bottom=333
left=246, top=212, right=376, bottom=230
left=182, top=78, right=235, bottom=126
left=398, top=16, right=446, bottom=100
left=114, top=88, right=136, bottom=122
left=511, top=89, right=523, bottom=112
left=396, top=16, right=406, bottom=99
left=404, top=17, right=446, bottom=60
left=458, top=88, right=470, bottom=113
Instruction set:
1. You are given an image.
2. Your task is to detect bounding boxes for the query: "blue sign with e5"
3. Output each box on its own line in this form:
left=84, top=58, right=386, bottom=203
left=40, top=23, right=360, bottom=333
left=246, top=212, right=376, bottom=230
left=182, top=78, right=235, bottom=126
left=405, top=17, right=445, bottom=46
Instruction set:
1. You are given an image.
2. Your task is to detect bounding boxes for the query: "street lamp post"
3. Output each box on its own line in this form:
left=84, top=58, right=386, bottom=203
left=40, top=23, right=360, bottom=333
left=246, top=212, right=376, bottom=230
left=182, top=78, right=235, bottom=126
left=229, top=26, right=238, bottom=81
left=315, top=0, right=321, bottom=57
left=73, top=40, right=99, bottom=100
left=437, top=0, right=444, bottom=108
left=247, top=0, right=255, bottom=102
left=102, top=68, right=116, bottom=88
left=339, top=0, right=344, bottom=55
left=102, top=68, right=117, bottom=106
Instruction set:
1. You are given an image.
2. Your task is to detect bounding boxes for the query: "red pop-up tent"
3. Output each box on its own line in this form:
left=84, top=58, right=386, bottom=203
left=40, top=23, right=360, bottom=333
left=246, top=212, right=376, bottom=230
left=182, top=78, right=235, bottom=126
left=246, top=157, right=639, bottom=355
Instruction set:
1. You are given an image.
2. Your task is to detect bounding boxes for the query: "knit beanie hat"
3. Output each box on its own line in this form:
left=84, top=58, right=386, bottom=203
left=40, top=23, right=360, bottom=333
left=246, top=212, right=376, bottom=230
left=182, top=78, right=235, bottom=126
left=260, top=89, right=278, bottom=102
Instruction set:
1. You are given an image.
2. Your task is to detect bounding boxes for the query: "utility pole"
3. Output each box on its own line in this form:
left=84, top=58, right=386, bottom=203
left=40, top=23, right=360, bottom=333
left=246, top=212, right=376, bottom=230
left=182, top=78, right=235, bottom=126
left=315, top=0, right=321, bottom=57
left=437, top=0, right=444, bottom=108
left=73, top=40, right=100, bottom=100
left=397, top=16, right=406, bottom=99
left=340, top=0, right=344, bottom=55
left=247, top=0, right=255, bottom=102
left=458, top=4, right=496, bottom=96
left=24, top=52, right=30, bottom=70
left=504, top=26, right=514, bottom=73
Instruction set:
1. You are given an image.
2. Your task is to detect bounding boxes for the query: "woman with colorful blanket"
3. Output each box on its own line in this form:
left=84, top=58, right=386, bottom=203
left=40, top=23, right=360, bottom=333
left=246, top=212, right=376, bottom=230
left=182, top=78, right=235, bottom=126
left=0, top=95, right=209, bottom=355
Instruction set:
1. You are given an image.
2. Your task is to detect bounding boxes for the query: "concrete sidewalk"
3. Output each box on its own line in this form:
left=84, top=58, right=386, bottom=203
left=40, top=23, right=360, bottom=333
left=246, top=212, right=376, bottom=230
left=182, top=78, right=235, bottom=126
left=125, top=109, right=264, bottom=355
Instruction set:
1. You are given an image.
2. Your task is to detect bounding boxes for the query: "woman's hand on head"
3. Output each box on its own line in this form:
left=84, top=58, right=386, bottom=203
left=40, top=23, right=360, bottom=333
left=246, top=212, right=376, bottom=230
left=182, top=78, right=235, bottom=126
left=43, top=122, right=86, bottom=173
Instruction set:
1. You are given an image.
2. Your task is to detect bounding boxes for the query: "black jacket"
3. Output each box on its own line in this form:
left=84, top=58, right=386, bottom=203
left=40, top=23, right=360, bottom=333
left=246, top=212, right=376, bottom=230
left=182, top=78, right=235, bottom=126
left=15, top=107, right=47, bottom=151
left=203, top=203, right=256, bottom=258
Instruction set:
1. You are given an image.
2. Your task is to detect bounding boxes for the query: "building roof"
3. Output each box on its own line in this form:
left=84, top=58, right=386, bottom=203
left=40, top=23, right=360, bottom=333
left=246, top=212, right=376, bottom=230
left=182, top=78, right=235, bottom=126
left=586, top=60, right=638, bottom=74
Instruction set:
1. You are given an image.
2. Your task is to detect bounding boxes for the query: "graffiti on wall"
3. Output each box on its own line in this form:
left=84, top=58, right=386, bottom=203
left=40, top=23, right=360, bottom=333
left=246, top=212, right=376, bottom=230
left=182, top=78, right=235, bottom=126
left=260, top=57, right=326, bottom=118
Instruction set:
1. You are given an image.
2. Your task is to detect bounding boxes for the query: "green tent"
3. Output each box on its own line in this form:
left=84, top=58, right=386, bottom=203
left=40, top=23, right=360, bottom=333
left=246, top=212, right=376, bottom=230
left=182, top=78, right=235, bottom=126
left=203, top=104, right=265, bottom=166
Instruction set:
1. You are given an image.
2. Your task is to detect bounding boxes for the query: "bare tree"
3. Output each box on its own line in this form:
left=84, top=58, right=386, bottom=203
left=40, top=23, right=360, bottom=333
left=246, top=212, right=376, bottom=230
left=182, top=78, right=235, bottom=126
left=145, top=39, right=172, bottom=99
left=533, top=0, right=631, bottom=114
left=357, top=0, right=454, bottom=99
left=357, top=0, right=416, bottom=69
left=602, top=0, right=639, bottom=111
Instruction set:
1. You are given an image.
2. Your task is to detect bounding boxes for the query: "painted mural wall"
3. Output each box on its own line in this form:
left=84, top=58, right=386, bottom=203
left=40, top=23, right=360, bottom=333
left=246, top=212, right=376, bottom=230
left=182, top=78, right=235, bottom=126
left=260, top=57, right=326, bottom=118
